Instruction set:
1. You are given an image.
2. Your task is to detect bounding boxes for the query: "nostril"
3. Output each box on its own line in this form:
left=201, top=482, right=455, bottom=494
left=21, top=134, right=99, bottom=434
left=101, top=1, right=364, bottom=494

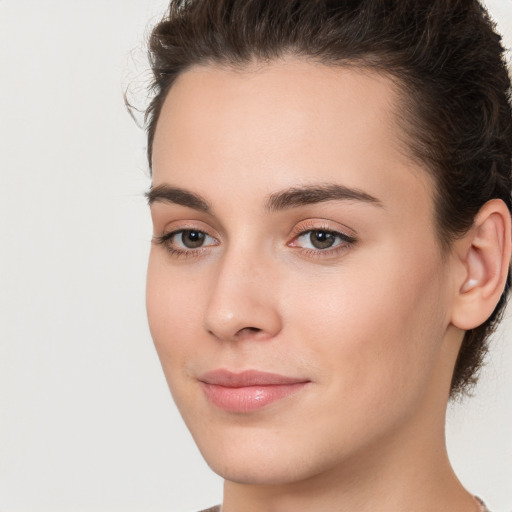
left=235, top=326, right=263, bottom=338
left=240, top=327, right=261, bottom=334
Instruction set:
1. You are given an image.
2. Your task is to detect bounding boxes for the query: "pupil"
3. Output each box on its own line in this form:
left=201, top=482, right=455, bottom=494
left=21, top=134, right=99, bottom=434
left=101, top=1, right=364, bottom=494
left=310, top=231, right=334, bottom=249
left=182, top=230, right=205, bottom=248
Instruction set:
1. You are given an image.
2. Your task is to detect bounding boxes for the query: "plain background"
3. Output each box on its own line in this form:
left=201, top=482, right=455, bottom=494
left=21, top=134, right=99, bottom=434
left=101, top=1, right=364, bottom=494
left=0, top=1, right=511, bottom=511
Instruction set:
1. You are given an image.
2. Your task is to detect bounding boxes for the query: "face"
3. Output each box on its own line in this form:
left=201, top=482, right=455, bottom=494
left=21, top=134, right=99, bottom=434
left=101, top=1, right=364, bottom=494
left=147, top=59, right=458, bottom=486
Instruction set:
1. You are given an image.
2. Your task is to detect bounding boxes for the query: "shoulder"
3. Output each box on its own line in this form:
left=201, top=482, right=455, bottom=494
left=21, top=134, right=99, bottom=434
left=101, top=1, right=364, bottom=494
left=198, top=506, right=221, bottom=512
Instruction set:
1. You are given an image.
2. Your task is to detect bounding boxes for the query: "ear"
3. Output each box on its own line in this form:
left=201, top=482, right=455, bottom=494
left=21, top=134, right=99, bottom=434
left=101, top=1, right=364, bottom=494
left=450, top=199, right=511, bottom=330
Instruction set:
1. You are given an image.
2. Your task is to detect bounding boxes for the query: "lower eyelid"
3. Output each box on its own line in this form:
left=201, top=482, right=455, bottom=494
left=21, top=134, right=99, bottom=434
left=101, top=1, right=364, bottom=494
left=298, top=245, right=351, bottom=258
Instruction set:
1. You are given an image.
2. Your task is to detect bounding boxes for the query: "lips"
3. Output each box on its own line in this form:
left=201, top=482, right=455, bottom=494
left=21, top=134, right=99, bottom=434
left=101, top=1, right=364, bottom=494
left=199, top=370, right=310, bottom=413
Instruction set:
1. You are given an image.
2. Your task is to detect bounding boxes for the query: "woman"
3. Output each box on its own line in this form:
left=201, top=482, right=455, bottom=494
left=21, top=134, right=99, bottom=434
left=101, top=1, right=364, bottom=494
left=142, top=1, right=512, bottom=510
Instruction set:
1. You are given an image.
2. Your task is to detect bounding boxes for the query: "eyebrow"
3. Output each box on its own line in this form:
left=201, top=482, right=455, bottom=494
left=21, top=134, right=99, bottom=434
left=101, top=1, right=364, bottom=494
left=146, top=184, right=211, bottom=212
left=146, top=182, right=382, bottom=212
left=265, top=183, right=382, bottom=211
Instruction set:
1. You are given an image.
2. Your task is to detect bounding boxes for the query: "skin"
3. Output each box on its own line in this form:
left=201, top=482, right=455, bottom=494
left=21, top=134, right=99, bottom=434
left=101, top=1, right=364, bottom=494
left=146, top=58, right=507, bottom=512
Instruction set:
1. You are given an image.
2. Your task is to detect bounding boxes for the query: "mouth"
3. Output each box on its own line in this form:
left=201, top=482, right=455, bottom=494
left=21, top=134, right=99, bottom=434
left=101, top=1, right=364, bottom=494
left=198, top=369, right=310, bottom=413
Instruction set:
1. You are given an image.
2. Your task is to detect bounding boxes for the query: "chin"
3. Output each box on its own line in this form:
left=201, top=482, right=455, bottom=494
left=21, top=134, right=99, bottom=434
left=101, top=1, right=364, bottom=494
left=188, top=419, right=352, bottom=486
left=205, top=451, right=317, bottom=486
left=193, top=429, right=287, bottom=483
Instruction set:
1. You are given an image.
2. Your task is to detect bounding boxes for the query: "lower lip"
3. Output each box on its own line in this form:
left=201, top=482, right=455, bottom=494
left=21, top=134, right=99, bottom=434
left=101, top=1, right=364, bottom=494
left=201, top=382, right=308, bottom=413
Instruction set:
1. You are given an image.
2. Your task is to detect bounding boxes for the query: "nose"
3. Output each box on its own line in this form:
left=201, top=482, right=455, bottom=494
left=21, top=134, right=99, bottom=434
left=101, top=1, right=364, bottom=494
left=203, top=246, right=283, bottom=342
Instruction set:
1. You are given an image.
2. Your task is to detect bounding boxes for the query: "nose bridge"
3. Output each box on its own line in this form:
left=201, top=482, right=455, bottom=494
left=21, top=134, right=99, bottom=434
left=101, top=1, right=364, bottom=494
left=204, top=238, right=282, bottom=341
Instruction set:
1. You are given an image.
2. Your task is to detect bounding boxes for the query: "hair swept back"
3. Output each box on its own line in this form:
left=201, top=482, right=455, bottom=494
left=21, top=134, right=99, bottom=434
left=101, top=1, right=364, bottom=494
left=142, top=0, right=512, bottom=397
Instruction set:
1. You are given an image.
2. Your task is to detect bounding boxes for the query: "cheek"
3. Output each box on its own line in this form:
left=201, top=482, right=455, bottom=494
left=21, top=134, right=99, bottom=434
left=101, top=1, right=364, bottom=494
left=146, top=252, right=206, bottom=366
left=282, top=245, right=448, bottom=411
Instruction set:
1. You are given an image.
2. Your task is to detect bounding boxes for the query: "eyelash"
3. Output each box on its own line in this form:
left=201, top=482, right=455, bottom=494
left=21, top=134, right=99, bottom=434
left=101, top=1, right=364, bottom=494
left=153, top=229, right=217, bottom=259
left=288, top=222, right=356, bottom=259
left=153, top=225, right=357, bottom=259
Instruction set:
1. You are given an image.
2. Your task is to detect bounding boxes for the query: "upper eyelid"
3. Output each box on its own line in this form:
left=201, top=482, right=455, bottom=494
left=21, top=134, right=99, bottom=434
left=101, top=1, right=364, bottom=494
left=155, top=219, right=219, bottom=236
left=289, top=219, right=357, bottom=239
left=154, top=219, right=357, bottom=244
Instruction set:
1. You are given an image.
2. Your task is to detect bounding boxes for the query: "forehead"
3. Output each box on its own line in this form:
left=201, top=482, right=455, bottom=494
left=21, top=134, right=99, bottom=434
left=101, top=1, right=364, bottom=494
left=151, top=58, right=434, bottom=224
left=153, top=59, right=405, bottom=172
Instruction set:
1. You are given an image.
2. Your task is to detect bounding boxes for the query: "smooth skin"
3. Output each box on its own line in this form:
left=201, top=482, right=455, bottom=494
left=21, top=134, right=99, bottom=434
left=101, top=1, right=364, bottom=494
left=146, top=58, right=511, bottom=512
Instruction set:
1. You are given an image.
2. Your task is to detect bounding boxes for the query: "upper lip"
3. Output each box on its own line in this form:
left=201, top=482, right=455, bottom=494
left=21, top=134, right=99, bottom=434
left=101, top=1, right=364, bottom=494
left=199, top=369, right=310, bottom=387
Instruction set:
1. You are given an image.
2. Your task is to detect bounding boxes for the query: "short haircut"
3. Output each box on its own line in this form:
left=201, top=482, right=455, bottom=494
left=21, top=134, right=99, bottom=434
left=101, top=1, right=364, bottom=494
left=143, top=0, right=512, bottom=397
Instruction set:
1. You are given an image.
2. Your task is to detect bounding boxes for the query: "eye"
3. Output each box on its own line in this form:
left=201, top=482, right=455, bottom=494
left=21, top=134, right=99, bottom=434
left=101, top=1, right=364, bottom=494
left=154, top=229, right=218, bottom=255
left=290, top=229, right=356, bottom=252
left=175, top=230, right=209, bottom=249
left=300, top=230, right=339, bottom=249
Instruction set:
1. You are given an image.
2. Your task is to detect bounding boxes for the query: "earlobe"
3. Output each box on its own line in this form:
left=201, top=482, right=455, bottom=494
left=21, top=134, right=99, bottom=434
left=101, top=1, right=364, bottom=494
left=451, top=199, right=511, bottom=330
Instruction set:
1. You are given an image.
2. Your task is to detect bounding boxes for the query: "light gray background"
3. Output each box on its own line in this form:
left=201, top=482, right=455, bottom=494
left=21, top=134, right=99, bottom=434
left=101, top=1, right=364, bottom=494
left=0, top=1, right=510, bottom=511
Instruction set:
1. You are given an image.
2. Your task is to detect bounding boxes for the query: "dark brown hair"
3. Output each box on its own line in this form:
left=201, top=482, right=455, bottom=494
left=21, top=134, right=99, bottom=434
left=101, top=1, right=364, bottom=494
left=143, top=0, right=512, bottom=397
